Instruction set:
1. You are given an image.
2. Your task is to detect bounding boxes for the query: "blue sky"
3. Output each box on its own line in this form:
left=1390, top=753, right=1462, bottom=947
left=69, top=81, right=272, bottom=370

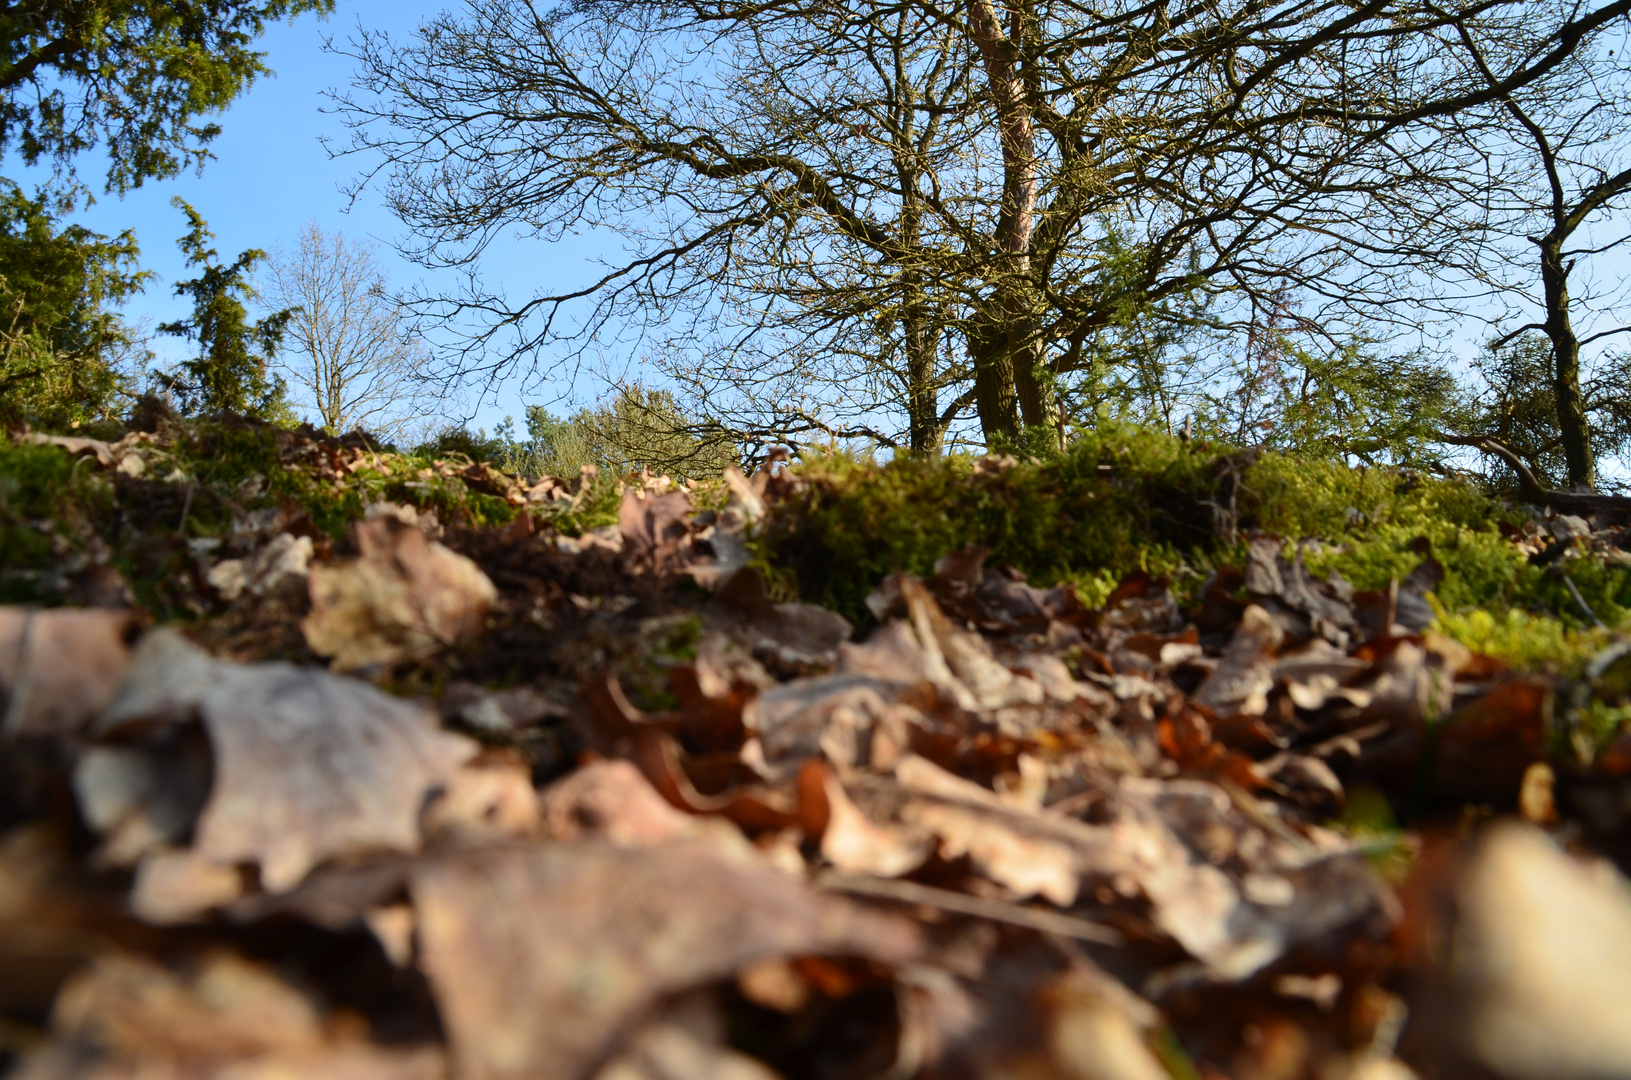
left=6, top=0, right=600, bottom=435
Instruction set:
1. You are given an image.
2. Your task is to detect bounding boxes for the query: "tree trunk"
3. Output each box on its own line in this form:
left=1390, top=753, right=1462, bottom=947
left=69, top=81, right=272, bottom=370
left=904, top=308, right=943, bottom=455
left=1539, top=239, right=1595, bottom=489
left=965, top=0, right=1052, bottom=440
left=967, top=312, right=1020, bottom=444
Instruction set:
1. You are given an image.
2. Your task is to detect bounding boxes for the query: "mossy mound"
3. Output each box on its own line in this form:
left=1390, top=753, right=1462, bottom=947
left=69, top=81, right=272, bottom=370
left=0, top=415, right=625, bottom=616
left=760, top=423, right=1631, bottom=672
left=10, top=414, right=1631, bottom=680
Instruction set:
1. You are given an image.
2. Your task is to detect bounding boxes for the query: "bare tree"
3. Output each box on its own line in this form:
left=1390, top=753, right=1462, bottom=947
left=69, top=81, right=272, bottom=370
left=333, top=0, right=1631, bottom=451
left=261, top=222, right=434, bottom=440
left=1400, top=17, right=1631, bottom=489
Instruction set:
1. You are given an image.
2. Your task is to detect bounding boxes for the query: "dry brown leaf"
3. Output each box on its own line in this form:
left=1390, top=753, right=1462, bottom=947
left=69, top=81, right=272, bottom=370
left=1245, top=536, right=1359, bottom=646
left=130, top=849, right=246, bottom=925
left=1431, top=679, right=1549, bottom=801
left=1193, top=604, right=1283, bottom=717
left=24, top=432, right=150, bottom=476
left=1275, top=642, right=1375, bottom=711
left=303, top=514, right=496, bottom=670
left=12, top=951, right=445, bottom=1080
left=590, top=994, right=782, bottom=1080
left=712, top=568, right=853, bottom=671
left=619, top=488, right=696, bottom=576
left=839, top=620, right=929, bottom=682
left=810, top=767, right=932, bottom=878
left=1441, top=823, right=1631, bottom=1079
left=0, top=607, right=142, bottom=739
left=423, top=754, right=541, bottom=840
left=866, top=757, right=1388, bottom=979
left=539, top=759, right=701, bottom=846
left=1046, top=970, right=1171, bottom=1080
left=87, top=630, right=475, bottom=897
left=746, top=672, right=906, bottom=774
left=225, top=856, right=414, bottom=932
left=73, top=736, right=214, bottom=869
left=1116, top=778, right=1393, bottom=981
left=900, top=577, right=1043, bottom=712
left=410, top=839, right=920, bottom=1080
left=908, top=800, right=1082, bottom=906
left=206, top=534, right=313, bottom=602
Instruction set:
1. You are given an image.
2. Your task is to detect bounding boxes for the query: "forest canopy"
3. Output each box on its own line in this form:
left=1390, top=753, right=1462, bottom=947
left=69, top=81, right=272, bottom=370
left=322, top=0, right=1631, bottom=487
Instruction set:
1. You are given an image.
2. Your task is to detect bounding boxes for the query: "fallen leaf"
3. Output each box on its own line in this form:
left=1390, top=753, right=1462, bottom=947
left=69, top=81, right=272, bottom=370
left=747, top=672, right=907, bottom=774
left=1431, top=679, right=1549, bottom=801
left=539, top=759, right=700, bottom=846
left=619, top=488, right=697, bottom=577
left=809, top=765, right=933, bottom=878
left=1246, top=535, right=1358, bottom=646
left=1193, top=604, right=1283, bottom=717
left=303, top=514, right=497, bottom=670
left=13, top=951, right=446, bottom=1080
left=423, top=753, right=541, bottom=840
left=590, top=994, right=783, bottom=1080
left=0, top=607, right=142, bottom=739
left=87, top=630, right=476, bottom=896
left=410, top=839, right=920, bottom=1080
left=1440, top=823, right=1631, bottom=1079
left=206, top=533, right=313, bottom=602
left=713, top=567, right=853, bottom=672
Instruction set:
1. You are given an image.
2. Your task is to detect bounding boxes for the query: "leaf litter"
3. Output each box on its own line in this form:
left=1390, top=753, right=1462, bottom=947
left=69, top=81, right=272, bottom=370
left=5, top=456, right=1631, bottom=1080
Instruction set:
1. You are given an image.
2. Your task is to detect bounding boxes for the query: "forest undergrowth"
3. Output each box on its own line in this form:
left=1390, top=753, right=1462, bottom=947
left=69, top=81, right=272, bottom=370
left=4, top=409, right=1631, bottom=1080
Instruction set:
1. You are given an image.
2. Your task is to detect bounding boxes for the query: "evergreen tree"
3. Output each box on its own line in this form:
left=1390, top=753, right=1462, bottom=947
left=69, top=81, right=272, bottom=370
left=154, top=198, right=293, bottom=422
left=0, top=182, right=149, bottom=427
left=0, top=0, right=333, bottom=194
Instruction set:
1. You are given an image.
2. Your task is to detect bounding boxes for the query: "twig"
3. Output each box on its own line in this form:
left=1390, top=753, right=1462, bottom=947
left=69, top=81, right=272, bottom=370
left=1219, top=778, right=1313, bottom=854
left=176, top=483, right=195, bottom=535
left=817, top=871, right=1123, bottom=945
left=1, top=611, right=38, bottom=736
left=1561, top=571, right=1605, bottom=628
left=1436, top=431, right=1631, bottom=516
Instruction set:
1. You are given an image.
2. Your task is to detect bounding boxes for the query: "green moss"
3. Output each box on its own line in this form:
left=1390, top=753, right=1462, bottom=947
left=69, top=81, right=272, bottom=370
left=763, top=423, right=1229, bottom=620
left=0, top=441, right=114, bottom=601
left=163, top=424, right=523, bottom=540
left=762, top=424, right=1631, bottom=676
left=1431, top=605, right=1610, bottom=670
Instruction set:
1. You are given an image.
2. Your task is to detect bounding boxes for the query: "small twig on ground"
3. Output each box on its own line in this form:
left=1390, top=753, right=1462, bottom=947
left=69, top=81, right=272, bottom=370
left=817, top=872, right=1123, bottom=945
left=1562, top=571, right=1605, bottom=628
left=177, top=483, right=195, bottom=535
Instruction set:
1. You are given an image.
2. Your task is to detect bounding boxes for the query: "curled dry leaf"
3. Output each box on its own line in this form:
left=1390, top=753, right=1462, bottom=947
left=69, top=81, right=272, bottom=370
left=900, top=576, right=1044, bottom=713
left=712, top=567, right=853, bottom=671
left=410, top=839, right=920, bottom=1080
left=206, top=533, right=313, bottom=602
left=1246, top=535, right=1358, bottom=646
left=12, top=951, right=446, bottom=1080
left=303, top=513, right=497, bottom=671
left=748, top=672, right=908, bottom=775
left=808, top=765, right=933, bottom=878
left=25, top=431, right=151, bottom=476
left=619, top=488, right=697, bottom=577
left=539, top=759, right=701, bottom=846
left=687, top=466, right=764, bottom=590
left=1438, top=823, right=1631, bottom=1080
left=590, top=993, right=781, bottom=1080
left=1193, top=604, right=1283, bottom=718
left=828, top=757, right=1390, bottom=980
left=0, top=607, right=142, bottom=739
left=85, top=630, right=475, bottom=900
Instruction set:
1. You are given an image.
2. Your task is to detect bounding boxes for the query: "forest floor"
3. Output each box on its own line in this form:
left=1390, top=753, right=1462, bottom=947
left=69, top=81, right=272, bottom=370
left=4, top=411, right=1631, bottom=1080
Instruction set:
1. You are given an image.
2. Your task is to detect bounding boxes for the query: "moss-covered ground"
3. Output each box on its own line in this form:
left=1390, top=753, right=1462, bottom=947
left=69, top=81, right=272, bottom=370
left=8, top=414, right=1631, bottom=682
left=757, top=423, right=1631, bottom=675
